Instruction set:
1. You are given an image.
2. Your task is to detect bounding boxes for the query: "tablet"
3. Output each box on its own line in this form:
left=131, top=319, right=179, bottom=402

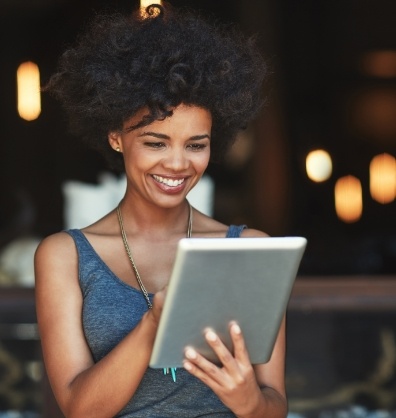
left=149, top=236, right=307, bottom=368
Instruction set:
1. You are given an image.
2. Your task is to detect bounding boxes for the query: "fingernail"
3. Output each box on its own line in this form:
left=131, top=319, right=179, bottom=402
left=232, top=323, right=241, bottom=334
left=185, top=348, right=197, bottom=360
left=206, top=330, right=217, bottom=342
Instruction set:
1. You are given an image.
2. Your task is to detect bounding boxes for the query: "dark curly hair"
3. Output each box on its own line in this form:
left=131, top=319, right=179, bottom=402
left=47, top=4, right=267, bottom=171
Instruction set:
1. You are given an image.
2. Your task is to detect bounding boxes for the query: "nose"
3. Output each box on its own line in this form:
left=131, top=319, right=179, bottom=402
left=162, top=147, right=190, bottom=171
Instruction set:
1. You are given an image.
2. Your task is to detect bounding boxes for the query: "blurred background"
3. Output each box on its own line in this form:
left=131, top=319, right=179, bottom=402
left=0, top=0, right=395, bottom=417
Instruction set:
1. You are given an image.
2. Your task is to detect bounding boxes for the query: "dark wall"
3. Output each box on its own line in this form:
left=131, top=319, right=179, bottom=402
left=1, top=0, right=395, bottom=274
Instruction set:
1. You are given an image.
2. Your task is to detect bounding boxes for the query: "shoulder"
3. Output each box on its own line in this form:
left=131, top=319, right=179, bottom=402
left=34, top=232, right=81, bottom=302
left=34, top=231, right=77, bottom=270
left=35, top=231, right=76, bottom=255
left=192, top=210, right=229, bottom=237
left=193, top=210, right=269, bottom=238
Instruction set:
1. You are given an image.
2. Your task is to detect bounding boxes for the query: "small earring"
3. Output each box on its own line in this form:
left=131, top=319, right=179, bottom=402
left=116, top=147, right=121, bottom=152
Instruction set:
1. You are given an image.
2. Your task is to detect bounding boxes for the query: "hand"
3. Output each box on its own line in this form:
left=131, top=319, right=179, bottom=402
left=147, top=286, right=167, bottom=326
left=183, top=322, right=263, bottom=417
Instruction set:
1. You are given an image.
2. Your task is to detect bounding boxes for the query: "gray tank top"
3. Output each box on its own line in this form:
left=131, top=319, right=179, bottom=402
left=66, top=224, right=247, bottom=417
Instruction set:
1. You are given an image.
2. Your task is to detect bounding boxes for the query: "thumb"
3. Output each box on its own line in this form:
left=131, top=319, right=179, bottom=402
left=151, top=286, right=168, bottom=322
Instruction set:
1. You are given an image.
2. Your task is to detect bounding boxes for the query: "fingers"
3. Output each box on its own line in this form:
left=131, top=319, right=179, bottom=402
left=183, top=324, right=260, bottom=414
left=228, top=321, right=251, bottom=364
left=153, top=286, right=167, bottom=307
left=149, top=286, right=168, bottom=324
left=183, top=346, right=224, bottom=389
left=183, top=322, right=251, bottom=379
left=204, top=328, right=237, bottom=368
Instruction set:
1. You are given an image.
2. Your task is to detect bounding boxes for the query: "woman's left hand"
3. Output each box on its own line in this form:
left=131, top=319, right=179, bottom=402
left=183, top=322, right=263, bottom=417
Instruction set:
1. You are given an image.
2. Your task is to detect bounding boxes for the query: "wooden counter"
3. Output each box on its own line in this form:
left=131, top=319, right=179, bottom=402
left=289, top=275, right=396, bottom=312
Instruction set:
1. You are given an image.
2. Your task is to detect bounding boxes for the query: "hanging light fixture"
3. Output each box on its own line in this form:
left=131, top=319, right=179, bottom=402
left=334, top=175, right=363, bottom=223
left=306, top=149, right=333, bottom=182
left=140, top=0, right=162, bottom=17
left=370, top=153, right=396, bottom=204
left=17, top=61, right=41, bottom=121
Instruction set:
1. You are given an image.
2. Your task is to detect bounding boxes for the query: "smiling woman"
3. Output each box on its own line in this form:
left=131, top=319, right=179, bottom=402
left=34, top=4, right=287, bottom=418
left=108, top=105, right=211, bottom=207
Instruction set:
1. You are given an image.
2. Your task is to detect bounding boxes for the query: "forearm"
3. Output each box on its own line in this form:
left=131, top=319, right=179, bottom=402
left=59, top=312, right=157, bottom=418
left=235, top=386, right=287, bottom=418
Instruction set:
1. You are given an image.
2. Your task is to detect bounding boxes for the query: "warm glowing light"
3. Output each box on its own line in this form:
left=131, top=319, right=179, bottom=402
left=361, top=50, right=396, bottom=78
left=335, top=176, right=363, bottom=223
left=369, top=153, right=396, bottom=204
left=306, top=149, right=333, bottom=182
left=17, top=61, right=41, bottom=121
left=140, top=0, right=162, bottom=17
left=140, top=0, right=161, bottom=7
left=352, top=89, right=396, bottom=142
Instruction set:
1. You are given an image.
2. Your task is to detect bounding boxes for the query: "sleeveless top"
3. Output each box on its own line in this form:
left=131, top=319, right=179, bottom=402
left=66, top=224, right=247, bottom=418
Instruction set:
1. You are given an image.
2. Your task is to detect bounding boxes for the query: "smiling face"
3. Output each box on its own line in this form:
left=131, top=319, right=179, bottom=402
left=109, top=104, right=212, bottom=209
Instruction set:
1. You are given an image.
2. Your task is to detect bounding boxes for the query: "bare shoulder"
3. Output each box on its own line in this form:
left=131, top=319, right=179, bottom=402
left=35, top=231, right=76, bottom=264
left=193, top=210, right=229, bottom=237
left=240, top=228, right=269, bottom=238
left=34, top=231, right=81, bottom=328
left=34, top=231, right=78, bottom=289
left=193, top=210, right=269, bottom=238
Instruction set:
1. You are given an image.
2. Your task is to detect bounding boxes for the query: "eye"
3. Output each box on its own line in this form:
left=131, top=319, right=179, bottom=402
left=145, top=142, right=166, bottom=149
left=187, top=143, right=208, bottom=151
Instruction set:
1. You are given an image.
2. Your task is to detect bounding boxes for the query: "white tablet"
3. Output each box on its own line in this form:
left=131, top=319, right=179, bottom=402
left=149, top=236, right=307, bottom=368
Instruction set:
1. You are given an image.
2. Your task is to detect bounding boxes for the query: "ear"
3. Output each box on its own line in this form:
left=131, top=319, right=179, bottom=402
left=108, top=132, right=123, bottom=153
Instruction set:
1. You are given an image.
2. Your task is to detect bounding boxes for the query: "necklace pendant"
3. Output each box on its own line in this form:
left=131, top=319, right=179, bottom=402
left=163, top=367, right=177, bottom=382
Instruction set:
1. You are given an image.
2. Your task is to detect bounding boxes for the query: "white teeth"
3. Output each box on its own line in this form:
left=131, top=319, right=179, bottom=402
left=153, top=175, right=185, bottom=187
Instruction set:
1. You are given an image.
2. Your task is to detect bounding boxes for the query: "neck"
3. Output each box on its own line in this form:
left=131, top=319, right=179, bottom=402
left=117, top=198, right=192, bottom=238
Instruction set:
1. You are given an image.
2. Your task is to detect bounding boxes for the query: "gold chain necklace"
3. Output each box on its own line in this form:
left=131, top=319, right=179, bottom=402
left=116, top=201, right=193, bottom=309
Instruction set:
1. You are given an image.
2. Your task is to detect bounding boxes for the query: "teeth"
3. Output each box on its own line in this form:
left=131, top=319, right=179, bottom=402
left=153, top=175, right=185, bottom=187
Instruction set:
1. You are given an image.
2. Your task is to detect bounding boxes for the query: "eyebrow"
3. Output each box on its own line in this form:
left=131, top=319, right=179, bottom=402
left=138, top=132, right=210, bottom=140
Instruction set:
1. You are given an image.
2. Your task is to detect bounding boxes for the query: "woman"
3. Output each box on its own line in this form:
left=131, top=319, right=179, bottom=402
left=35, top=4, right=287, bottom=417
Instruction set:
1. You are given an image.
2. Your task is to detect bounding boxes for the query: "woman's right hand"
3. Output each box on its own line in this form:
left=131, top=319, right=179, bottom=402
left=148, top=286, right=168, bottom=325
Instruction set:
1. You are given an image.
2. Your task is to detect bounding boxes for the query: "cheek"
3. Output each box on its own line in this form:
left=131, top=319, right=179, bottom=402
left=194, top=152, right=210, bottom=173
left=123, top=148, right=153, bottom=168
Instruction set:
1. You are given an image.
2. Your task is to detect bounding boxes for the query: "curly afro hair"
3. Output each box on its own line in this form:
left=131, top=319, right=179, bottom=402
left=47, top=4, right=267, bottom=171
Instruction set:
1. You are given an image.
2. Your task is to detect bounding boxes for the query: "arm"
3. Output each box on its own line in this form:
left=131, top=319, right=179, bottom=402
left=35, top=232, right=163, bottom=418
left=253, top=317, right=288, bottom=417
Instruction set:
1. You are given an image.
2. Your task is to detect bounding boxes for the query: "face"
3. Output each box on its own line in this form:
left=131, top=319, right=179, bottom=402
left=109, top=104, right=211, bottom=208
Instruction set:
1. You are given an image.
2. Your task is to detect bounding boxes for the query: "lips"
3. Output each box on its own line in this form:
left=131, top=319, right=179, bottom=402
left=152, top=174, right=186, bottom=188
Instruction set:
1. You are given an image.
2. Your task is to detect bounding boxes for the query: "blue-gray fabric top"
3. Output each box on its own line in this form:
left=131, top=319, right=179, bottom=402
left=66, top=224, right=246, bottom=417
